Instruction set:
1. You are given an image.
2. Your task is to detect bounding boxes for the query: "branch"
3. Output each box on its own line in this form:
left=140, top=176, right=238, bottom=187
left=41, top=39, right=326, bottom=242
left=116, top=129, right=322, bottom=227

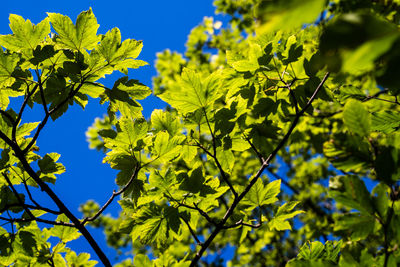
left=242, top=133, right=264, bottom=164
left=82, top=164, right=140, bottom=225
left=201, top=108, right=238, bottom=198
left=13, top=84, right=39, bottom=142
left=274, top=59, right=299, bottom=114
left=0, top=129, right=111, bottom=266
left=36, top=69, right=49, bottom=115
left=189, top=72, right=330, bottom=266
left=181, top=216, right=202, bottom=245
left=2, top=172, right=72, bottom=227
left=0, top=203, right=61, bottom=216
left=193, top=137, right=238, bottom=198
left=22, top=81, right=85, bottom=154
left=177, top=202, right=218, bottom=226
left=0, top=216, right=74, bottom=227
left=223, top=219, right=262, bottom=229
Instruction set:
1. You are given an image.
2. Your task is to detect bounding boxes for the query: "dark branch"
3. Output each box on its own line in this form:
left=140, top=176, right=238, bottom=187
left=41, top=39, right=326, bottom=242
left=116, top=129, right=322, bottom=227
left=0, top=127, right=111, bottom=266
left=201, top=108, right=238, bottom=198
left=0, top=215, right=74, bottom=227
left=13, top=84, right=39, bottom=142
left=181, top=216, right=202, bottom=245
left=242, top=133, right=264, bottom=164
left=23, top=81, right=85, bottom=154
left=193, top=138, right=238, bottom=198
left=2, top=172, right=72, bottom=227
left=223, top=219, right=262, bottom=229
left=177, top=202, right=218, bottom=226
left=0, top=202, right=61, bottom=216
left=82, top=164, right=140, bottom=224
left=36, top=69, right=49, bottom=115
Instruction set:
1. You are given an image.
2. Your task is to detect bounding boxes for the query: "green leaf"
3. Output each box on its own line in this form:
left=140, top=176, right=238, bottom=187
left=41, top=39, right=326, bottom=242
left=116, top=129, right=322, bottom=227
left=256, top=0, right=325, bottom=34
left=96, top=27, right=147, bottom=73
left=243, top=179, right=281, bottom=209
left=323, top=134, right=372, bottom=172
left=116, top=77, right=151, bottom=100
left=263, top=179, right=281, bottom=205
left=298, top=241, right=325, bottom=260
left=0, top=15, right=50, bottom=52
left=243, top=178, right=265, bottom=209
left=158, top=68, right=222, bottom=114
left=288, top=240, right=342, bottom=266
left=269, top=201, right=304, bottom=231
left=38, top=153, right=65, bottom=175
left=65, top=251, right=97, bottom=267
left=149, top=169, right=178, bottom=194
left=130, top=204, right=181, bottom=247
left=226, top=43, right=262, bottom=72
left=216, top=147, right=235, bottom=173
left=151, top=109, right=181, bottom=136
left=334, top=213, right=375, bottom=241
left=342, top=99, right=370, bottom=137
left=329, top=175, right=374, bottom=214
left=371, top=110, right=400, bottom=133
left=134, top=254, right=152, bottom=267
left=49, top=215, right=81, bottom=242
left=16, top=122, right=39, bottom=141
left=342, top=33, right=399, bottom=74
left=0, top=51, right=19, bottom=89
left=179, top=167, right=216, bottom=195
left=282, top=35, right=303, bottom=64
left=48, top=9, right=99, bottom=51
left=152, top=131, right=181, bottom=162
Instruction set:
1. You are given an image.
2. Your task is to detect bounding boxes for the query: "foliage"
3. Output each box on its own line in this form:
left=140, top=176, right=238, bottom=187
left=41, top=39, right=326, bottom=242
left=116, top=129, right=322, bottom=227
left=1, top=1, right=400, bottom=266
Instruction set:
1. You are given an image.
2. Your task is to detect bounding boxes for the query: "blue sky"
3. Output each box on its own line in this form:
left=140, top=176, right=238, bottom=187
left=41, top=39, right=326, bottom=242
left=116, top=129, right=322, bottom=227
left=2, top=0, right=228, bottom=264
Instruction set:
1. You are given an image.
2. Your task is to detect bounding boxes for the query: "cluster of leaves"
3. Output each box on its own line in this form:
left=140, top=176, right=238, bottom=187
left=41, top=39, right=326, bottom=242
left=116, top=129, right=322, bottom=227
left=1, top=0, right=400, bottom=266
left=0, top=8, right=148, bottom=266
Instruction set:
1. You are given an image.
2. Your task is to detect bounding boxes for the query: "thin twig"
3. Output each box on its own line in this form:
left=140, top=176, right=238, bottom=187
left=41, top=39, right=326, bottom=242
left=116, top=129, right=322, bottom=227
left=274, top=59, right=299, bottom=114
left=36, top=69, right=49, bottom=115
left=0, top=216, right=74, bottom=227
left=13, top=84, right=39, bottom=142
left=2, top=173, right=73, bottom=227
left=242, top=133, right=264, bottom=164
left=23, top=81, right=85, bottom=154
left=223, top=219, right=262, bottom=229
left=201, top=108, right=238, bottom=198
left=177, top=202, right=218, bottom=226
left=82, top=165, right=140, bottom=224
left=0, top=203, right=61, bottom=216
left=193, top=138, right=238, bottom=198
left=22, top=179, right=43, bottom=209
left=181, top=216, right=202, bottom=245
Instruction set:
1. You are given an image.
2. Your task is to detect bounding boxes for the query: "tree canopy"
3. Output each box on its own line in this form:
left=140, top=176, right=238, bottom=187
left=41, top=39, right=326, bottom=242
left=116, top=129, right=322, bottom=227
left=1, top=0, right=400, bottom=266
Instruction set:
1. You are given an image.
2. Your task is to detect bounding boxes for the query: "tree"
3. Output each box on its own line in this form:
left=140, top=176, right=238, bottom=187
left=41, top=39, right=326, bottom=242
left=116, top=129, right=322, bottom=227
left=1, top=0, right=400, bottom=266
